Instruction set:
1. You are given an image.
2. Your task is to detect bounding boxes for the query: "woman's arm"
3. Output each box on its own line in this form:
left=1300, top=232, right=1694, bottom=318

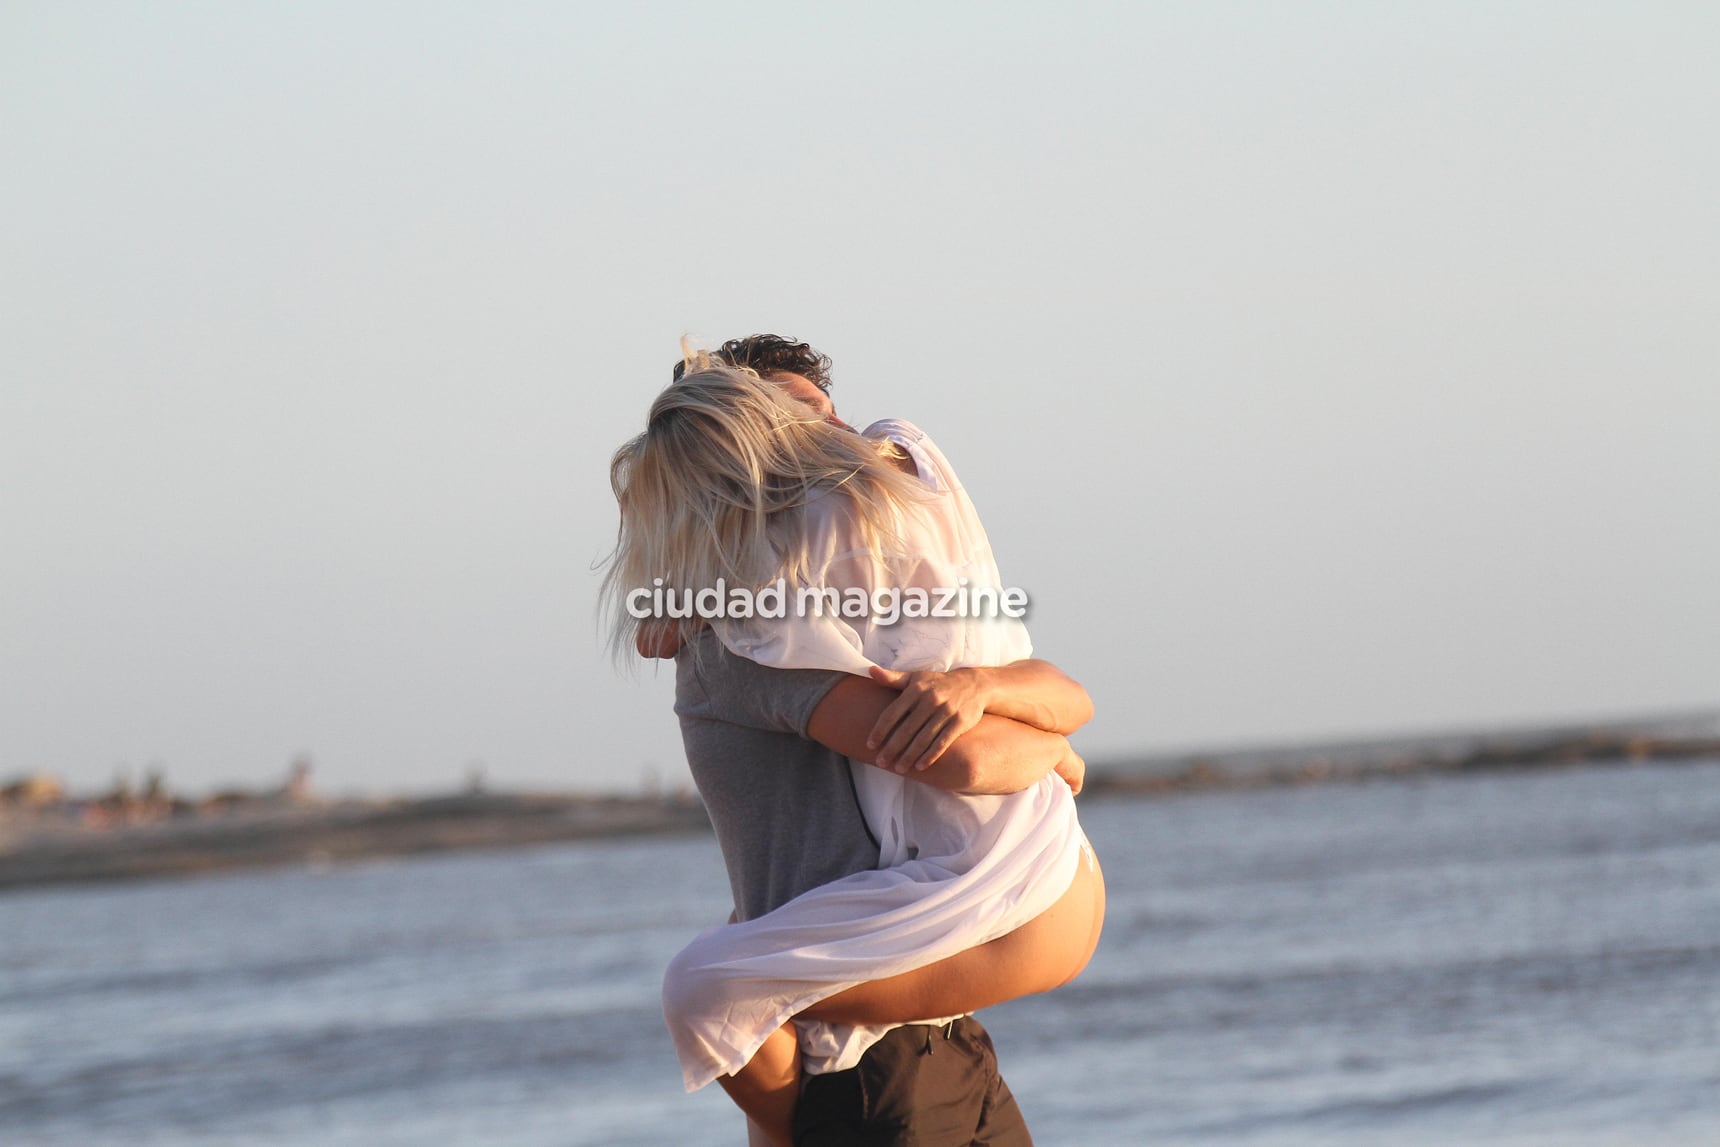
left=864, top=659, right=1094, bottom=773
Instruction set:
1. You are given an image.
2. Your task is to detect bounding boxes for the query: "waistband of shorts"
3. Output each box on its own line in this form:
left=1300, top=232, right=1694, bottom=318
left=900, top=1015, right=974, bottom=1035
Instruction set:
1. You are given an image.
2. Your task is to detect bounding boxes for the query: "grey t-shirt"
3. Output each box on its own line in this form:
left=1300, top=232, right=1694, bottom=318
left=675, top=631, right=881, bottom=921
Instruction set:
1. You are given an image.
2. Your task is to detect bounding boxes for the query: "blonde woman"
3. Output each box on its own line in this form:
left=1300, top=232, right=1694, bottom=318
left=605, top=349, right=1104, bottom=1146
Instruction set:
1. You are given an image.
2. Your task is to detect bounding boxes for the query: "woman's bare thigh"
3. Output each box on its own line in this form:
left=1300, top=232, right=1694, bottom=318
left=800, top=844, right=1106, bottom=1025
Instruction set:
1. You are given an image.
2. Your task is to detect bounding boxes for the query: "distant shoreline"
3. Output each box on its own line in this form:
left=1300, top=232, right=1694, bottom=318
left=1087, top=736, right=1720, bottom=797
left=1086, top=728, right=1720, bottom=798
left=0, top=793, right=711, bottom=892
left=3, top=722, right=1717, bottom=893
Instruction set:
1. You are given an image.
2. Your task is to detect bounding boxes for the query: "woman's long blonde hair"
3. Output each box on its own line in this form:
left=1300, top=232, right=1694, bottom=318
left=599, top=355, right=927, bottom=661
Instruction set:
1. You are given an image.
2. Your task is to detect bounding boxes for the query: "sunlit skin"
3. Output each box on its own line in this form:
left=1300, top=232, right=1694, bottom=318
left=645, top=369, right=1106, bottom=1146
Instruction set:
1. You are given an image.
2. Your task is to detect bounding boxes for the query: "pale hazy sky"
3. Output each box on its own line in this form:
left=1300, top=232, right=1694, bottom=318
left=3, top=2, right=1716, bottom=797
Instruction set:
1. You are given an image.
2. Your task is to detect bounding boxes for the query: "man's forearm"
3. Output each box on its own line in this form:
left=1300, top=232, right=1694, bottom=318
left=967, top=659, right=1093, bottom=735
left=810, top=676, right=1076, bottom=795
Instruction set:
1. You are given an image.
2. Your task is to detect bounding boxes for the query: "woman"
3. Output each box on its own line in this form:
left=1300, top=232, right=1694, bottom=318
left=604, top=359, right=1104, bottom=1145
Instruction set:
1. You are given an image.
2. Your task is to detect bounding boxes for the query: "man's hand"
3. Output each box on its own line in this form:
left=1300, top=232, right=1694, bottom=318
left=865, top=665, right=991, bottom=773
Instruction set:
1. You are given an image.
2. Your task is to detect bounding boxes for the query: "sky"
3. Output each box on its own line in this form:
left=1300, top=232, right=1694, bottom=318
left=3, top=2, right=1716, bottom=798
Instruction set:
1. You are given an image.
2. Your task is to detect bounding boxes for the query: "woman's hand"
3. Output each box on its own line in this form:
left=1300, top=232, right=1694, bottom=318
left=865, top=665, right=994, bottom=773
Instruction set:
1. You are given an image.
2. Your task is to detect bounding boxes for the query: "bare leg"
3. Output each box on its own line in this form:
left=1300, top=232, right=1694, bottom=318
left=716, top=1022, right=799, bottom=1147
left=803, top=844, right=1106, bottom=1024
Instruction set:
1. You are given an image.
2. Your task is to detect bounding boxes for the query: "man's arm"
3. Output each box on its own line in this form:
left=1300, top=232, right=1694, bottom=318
left=808, top=676, right=1084, bottom=796
left=960, top=659, right=1094, bottom=733
left=865, top=659, right=1094, bottom=772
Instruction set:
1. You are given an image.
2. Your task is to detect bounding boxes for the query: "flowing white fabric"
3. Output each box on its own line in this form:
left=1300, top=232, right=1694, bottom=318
left=665, top=420, right=1086, bottom=1091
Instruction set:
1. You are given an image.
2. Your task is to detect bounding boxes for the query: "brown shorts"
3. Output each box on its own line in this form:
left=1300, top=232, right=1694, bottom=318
left=792, top=1016, right=1034, bottom=1146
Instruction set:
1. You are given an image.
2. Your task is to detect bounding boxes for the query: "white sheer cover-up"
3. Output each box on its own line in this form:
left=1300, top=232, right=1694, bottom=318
left=664, top=420, right=1086, bottom=1092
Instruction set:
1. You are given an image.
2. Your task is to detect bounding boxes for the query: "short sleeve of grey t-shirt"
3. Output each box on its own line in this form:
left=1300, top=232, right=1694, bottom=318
left=675, top=632, right=882, bottom=920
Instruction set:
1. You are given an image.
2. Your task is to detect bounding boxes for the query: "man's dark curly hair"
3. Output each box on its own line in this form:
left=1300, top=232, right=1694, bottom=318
left=672, top=334, right=834, bottom=392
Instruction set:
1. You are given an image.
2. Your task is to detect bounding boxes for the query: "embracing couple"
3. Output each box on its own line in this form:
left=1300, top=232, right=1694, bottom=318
left=603, top=335, right=1105, bottom=1146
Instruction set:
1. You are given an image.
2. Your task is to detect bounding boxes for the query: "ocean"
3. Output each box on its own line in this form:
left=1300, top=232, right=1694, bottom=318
left=2, top=759, right=1717, bottom=1146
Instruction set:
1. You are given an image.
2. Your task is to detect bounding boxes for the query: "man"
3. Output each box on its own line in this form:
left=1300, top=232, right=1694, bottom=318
left=655, top=335, right=1093, bottom=1146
